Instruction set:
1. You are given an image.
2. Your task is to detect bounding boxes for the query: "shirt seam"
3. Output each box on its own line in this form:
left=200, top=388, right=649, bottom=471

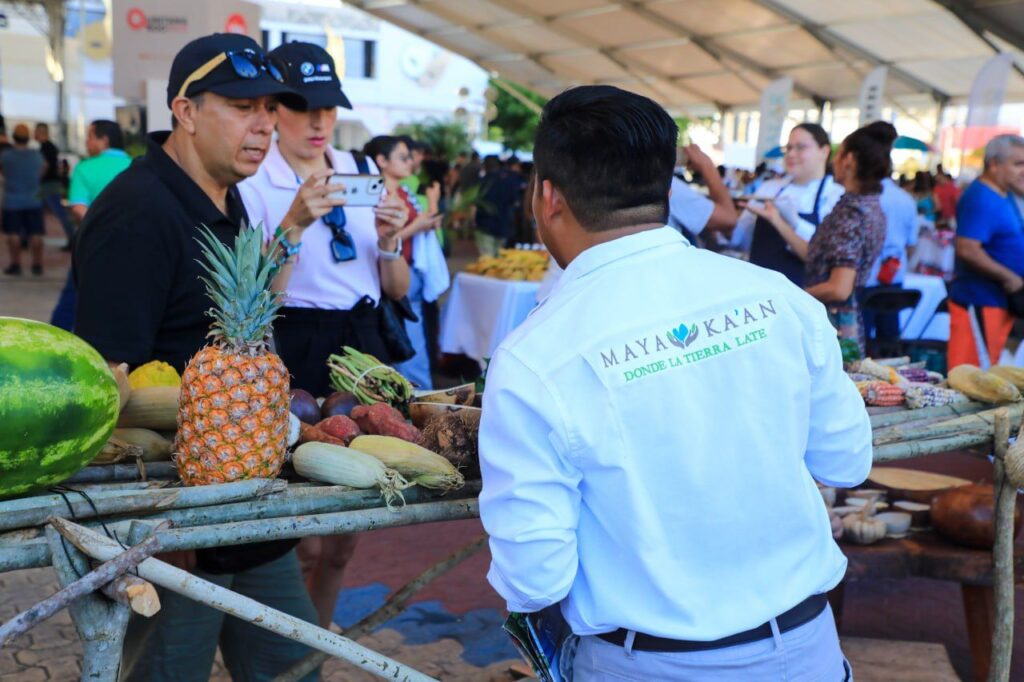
left=501, top=347, right=582, bottom=464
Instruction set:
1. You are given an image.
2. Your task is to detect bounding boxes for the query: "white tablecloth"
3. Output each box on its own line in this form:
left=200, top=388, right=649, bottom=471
left=900, top=273, right=949, bottom=341
left=440, top=273, right=540, bottom=362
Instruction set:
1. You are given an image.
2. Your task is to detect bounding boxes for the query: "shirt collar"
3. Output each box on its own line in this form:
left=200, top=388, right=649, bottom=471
left=100, top=149, right=130, bottom=158
left=264, top=140, right=349, bottom=190
left=559, top=225, right=688, bottom=287
left=143, top=131, right=248, bottom=228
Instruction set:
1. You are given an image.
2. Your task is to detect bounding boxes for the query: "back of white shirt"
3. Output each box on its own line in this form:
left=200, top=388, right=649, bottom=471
left=479, top=227, right=872, bottom=641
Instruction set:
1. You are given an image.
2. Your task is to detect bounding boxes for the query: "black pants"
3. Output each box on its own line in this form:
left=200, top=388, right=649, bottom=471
left=274, top=299, right=391, bottom=398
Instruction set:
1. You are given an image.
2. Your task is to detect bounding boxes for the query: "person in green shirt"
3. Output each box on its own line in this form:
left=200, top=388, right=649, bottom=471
left=51, top=120, right=131, bottom=330
left=68, top=120, right=132, bottom=220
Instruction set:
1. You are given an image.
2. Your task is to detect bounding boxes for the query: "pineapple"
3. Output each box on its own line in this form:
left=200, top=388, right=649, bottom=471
left=174, top=224, right=290, bottom=485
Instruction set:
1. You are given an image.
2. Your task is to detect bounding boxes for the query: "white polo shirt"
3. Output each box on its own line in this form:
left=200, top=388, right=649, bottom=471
left=479, top=226, right=872, bottom=641
left=239, top=141, right=382, bottom=310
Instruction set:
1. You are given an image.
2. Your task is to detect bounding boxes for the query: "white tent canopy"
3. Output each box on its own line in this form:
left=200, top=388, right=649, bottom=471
left=347, top=0, right=1024, bottom=113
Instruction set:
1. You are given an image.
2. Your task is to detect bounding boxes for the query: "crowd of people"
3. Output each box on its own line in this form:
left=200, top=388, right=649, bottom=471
left=3, top=25, right=1024, bottom=680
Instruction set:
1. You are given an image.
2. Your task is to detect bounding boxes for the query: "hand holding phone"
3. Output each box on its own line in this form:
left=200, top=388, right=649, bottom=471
left=328, top=174, right=386, bottom=207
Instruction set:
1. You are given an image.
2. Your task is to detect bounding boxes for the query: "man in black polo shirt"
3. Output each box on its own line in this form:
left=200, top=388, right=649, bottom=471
left=74, top=34, right=320, bottom=681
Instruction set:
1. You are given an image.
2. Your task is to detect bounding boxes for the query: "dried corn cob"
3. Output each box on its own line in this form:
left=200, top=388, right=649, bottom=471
left=904, top=384, right=970, bottom=409
left=858, top=380, right=906, bottom=407
left=857, top=358, right=905, bottom=386
left=897, top=367, right=931, bottom=383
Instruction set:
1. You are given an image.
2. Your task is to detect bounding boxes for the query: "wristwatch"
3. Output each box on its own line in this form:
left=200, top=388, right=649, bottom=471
left=378, top=237, right=402, bottom=261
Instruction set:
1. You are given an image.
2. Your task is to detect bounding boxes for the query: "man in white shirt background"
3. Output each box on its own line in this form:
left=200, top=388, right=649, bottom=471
left=668, top=143, right=737, bottom=247
left=479, top=85, right=872, bottom=681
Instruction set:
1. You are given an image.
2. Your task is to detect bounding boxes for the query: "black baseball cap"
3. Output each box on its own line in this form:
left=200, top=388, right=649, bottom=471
left=166, top=33, right=303, bottom=108
left=270, top=42, right=353, bottom=111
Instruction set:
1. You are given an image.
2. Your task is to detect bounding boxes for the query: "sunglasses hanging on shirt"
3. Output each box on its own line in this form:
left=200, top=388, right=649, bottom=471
left=323, top=205, right=357, bottom=263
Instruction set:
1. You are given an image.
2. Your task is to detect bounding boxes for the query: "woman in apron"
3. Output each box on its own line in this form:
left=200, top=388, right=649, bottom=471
left=741, top=124, right=841, bottom=285
left=804, top=121, right=895, bottom=356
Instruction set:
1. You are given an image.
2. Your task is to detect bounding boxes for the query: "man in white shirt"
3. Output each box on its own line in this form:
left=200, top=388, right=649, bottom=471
left=668, top=144, right=737, bottom=245
left=479, top=85, right=872, bottom=681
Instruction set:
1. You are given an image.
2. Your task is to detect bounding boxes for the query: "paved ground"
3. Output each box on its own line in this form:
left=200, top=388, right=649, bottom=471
left=2, top=218, right=1024, bottom=680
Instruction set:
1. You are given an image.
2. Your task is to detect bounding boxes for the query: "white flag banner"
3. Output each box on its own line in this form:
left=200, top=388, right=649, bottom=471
left=756, top=77, right=793, bottom=161
left=965, top=53, right=1014, bottom=128
left=858, top=66, right=887, bottom=126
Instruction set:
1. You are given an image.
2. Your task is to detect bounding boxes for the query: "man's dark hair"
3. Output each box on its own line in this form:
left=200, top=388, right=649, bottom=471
left=91, top=120, right=124, bottom=150
left=842, top=121, right=897, bottom=194
left=35, top=122, right=49, bottom=135
left=471, top=151, right=480, bottom=161
left=533, top=85, right=677, bottom=231
left=483, top=155, right=501, bottom=173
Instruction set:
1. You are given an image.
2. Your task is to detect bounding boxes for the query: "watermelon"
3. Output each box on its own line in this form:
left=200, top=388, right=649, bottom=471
left=0, top=318, right=120, bottom=499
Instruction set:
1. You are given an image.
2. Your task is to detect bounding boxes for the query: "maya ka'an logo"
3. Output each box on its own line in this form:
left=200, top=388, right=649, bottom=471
left=667, top=323, right=699, bottom=349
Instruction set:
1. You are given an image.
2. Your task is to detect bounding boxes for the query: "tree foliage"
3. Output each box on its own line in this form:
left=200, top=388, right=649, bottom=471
left=489, top=79, right=547, bottom=153
left=392, top=118, right=470, bottom=161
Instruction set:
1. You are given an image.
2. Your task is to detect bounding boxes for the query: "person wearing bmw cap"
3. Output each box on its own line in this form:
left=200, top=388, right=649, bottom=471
left=239, top=41, right=411, bottom=630
left=74, top=33, right=333, bottom=681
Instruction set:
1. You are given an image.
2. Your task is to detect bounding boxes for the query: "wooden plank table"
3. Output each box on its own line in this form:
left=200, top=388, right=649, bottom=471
left=831, top=531, right=1024, bottom=681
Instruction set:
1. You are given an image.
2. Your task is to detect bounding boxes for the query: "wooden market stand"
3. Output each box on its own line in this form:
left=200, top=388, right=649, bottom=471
left=0, top=401, right=1020, bottom=681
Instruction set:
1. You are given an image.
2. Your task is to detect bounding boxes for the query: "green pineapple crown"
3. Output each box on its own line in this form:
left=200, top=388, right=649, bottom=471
left=195, top=223, right=284, bottom=352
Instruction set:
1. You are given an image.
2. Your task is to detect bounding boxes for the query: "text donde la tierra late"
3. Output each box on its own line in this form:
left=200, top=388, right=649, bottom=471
left=596, top=299, right=778, bottom=384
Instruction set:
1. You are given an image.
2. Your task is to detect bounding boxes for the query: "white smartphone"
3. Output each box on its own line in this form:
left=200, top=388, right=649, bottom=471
left=327, top=174, right=386, bottom=207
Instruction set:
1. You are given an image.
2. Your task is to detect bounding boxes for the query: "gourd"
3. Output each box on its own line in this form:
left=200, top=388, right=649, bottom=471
left=932, top=484, right=1021, bottom=549
left=842, top=495, right=887, bottom=545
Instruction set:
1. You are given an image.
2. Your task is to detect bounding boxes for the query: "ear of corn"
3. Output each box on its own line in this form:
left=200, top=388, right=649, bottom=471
left=988, top=365, right=1024, bottom=391
left=92, top=437, right=143, bottom=465
left=349, top=435, right=465, bottom=491
left=111, top=428, right=173, bottom=461
left=292, top=442, right=408, bottom=510
left=857, top=358, right=905, bottom=385
left=857, top=380, right=905, bottom=407
left=904, top=384, right=970, bottom=409
left=947, top=365, right=1022, bottom=404
left=117, top=386, right=180, bottom=430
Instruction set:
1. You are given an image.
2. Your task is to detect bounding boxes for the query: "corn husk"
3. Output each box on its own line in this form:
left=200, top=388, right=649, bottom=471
left=948, top=365, right=1021, bottom=404
left=349, top=435, right=465, bottom=491
left=292, top=442, right=407, bottom=509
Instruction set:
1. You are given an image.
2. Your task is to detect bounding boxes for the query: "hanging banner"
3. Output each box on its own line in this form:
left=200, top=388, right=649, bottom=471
left=965, top=53, right=1014, bottom=129
left=112, top=0, right=262, bottom=100
left=756, top=77, right=792, bottom=162
left=857, top=66, right=887, bottom=126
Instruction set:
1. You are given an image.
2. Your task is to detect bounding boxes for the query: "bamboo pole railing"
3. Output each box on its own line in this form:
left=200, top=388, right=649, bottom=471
left=0, top=395, right=1019, bottom=681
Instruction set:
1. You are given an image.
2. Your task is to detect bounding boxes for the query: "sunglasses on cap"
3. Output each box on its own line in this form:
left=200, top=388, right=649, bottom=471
left=322, top=206, right=357, bottom=263
left=176, top=49, right=285, bottom=99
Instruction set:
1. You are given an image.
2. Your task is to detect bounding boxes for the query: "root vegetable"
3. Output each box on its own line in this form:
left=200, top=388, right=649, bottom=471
left=418, top=413, right=478, bottom=476
left=316, top=415, right=361, bottom=444
left=351, top=403, right=422, bottom=442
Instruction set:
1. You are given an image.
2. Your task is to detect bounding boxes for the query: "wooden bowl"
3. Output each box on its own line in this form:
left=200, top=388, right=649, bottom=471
left=412, top=383, right=476, bottom=406
left=409, top=402, right=482, bottom=430
left=867, top=467, right=971, bottom=504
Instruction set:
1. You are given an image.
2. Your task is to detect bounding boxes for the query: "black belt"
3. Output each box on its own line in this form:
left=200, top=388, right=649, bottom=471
left=597, top=593, right=828, bottom=653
